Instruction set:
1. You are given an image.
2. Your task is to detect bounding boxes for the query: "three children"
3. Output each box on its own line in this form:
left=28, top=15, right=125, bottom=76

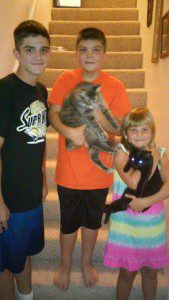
left=1, top=19, right=168, bottom=300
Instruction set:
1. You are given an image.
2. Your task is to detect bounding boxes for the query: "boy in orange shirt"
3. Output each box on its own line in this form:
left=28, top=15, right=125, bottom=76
left=49, top=27, right=130, bottom=291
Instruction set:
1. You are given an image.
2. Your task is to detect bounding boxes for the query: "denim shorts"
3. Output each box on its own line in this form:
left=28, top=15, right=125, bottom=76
left=57, top=185, right=109, bottom=234
left=0, top=204, right=44, bottom=274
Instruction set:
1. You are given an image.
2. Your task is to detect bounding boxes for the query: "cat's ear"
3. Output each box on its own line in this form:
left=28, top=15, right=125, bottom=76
left=78, top=89, right=86, bottom=98
left=93, top=84, right=101, bottom=92
left=88, top=84, right=101, bottom=97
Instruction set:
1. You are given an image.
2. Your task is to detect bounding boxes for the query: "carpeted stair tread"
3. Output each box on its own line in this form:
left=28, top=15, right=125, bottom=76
left=43, top=189, right=113, bottom=221
left=43, top=191, right=59, bottom=221
left=51, top=8, right=138, bottom=21
left=34, top=220, right=109, bottom=261
left=127, top=89, right=147, bottom=107
left=40, top=68, right=145, bottom=88
left=32, top=260, right=167, bottom=300
left=46, top=132, right=58, bottom=161
left=45, top=159, right=115, bottom=192
left=48, top=51, right=143, bottom=69
left=81, top=0, right=137, bottom=8
left=46, top=87, right=147, bottom=110
left=50, top=35, right=142, bottom=51
left=49, top=20, right=140, bottom=36
left=46, top=159, right=57, bottom=191
left=32, top=260, right=118, bottom=300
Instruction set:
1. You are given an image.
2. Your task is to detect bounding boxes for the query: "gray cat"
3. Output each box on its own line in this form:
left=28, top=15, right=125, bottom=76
left=59, top=82, right=120, bottom=173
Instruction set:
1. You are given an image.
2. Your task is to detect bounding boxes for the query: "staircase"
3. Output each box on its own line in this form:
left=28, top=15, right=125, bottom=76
left=34, top=1, right=168, bottom=299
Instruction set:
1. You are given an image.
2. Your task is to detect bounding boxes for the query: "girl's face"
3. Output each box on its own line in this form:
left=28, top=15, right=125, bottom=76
left=126, top=124, right=152, bottom=149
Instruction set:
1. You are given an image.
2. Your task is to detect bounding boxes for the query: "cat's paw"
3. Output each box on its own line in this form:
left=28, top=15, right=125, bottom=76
left=66, top=139, right=78, bottom=150
left=105, top=168, right=114, bottom=173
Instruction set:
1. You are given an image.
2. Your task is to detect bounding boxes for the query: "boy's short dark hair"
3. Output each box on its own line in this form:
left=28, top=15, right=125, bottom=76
left=14, top=20, right=50, bottom=50
left=76, top=27, right=106, bottom=51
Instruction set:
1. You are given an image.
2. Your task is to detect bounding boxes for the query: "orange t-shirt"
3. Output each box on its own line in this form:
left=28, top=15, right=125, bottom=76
left=49, top=68, right=131, bottom=189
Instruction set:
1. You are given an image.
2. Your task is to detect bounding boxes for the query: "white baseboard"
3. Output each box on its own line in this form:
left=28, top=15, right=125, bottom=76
left=57, top=0, right=81, bottom=7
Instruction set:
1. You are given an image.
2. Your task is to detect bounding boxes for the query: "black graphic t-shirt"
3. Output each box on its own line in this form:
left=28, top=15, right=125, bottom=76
left=0, top=73, right=48, bottom=212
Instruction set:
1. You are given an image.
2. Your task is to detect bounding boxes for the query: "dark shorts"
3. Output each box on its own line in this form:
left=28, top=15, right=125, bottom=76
left=0, top=204, right=44, bottom=274
left=57, top=185, right=109, bottom=234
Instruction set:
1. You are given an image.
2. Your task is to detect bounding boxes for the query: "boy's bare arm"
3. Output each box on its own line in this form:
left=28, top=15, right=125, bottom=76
left=49, top=103, right=86, bottom=147
left=0, top=136, right=10, bottom=232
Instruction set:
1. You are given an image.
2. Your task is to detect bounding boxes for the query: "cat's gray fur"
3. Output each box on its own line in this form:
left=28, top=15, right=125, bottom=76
left=59, top=82, right=120, bottom=173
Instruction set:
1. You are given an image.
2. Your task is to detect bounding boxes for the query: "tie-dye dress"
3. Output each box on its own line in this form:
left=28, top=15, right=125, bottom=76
left=104, top=144, right=169, bottom=271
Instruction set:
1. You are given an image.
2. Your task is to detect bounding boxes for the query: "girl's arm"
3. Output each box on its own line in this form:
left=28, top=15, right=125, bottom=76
left=114, top=148, right=141, bottom=190
left=128, top=152, right=169, bottom=211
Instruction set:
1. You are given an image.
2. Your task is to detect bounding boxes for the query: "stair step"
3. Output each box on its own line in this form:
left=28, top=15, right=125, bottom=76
left=40, top=68, right=145, bottom=89
left=43, top=191, right=59, bottom=221
left=51, top=8, right=138, bottom=21
left=46, top=132, right=58, bottom=160
left=32, top=259, right=167, bottom=299
left=49, top=20, right=140, bottom=36
left=46, top=161, right=115, bottom=194
left=81, top=0, right=137, bottom=8
left=32, top=260, right=118, bottom=300
left=48, top=51, right=143, bottom=69
left=46, top=159, right=57, bottom=191
left=46, top=88, right=147, bottom=115
left=127, top=89, right=147, bottom=107
left=34, top=220, right=108, bottom=261
left=50, top=34, right=142, bottom=51
left=43, top=190, right=113, bottom=221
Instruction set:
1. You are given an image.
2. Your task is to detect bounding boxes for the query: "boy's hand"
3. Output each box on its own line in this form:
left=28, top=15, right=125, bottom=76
left=68, top=124, right=87, bottom=147
left=126, top=194, right=150, bottom=212
left=0, top=200, right=10, bottom=233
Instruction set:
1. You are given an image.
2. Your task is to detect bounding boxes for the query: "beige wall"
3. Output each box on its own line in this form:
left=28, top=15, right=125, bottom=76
left=137, top=0, right=169, bottom=153
left=33, top=0, right=53, bottom=28
left=0, top=0, right=52, bottom=78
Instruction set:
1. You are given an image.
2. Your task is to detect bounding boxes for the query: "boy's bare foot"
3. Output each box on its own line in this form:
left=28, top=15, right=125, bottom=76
left=81, top=264, right=99, bottom=288
left=53, top=263, right=70, bottom=291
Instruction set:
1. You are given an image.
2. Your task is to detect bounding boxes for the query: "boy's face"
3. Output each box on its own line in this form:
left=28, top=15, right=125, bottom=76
left=76, top=39, right=105, bottom=74
left=14, top=35, right=50, bottom=77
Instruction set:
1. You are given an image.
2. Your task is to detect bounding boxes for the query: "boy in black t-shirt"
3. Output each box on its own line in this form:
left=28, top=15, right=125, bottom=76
left=0, top=20, right=50, bottom=300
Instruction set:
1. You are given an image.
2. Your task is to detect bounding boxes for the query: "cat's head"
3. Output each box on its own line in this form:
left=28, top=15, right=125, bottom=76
left=72, top=82, right=102, bottom=109
left=124, top=144, right=153, bottom=172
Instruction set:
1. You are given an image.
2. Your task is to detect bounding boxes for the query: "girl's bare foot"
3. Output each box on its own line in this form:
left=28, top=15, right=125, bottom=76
left=81, top=264, right=99, bottom=288
left=53, top=263, right=70, bottom=291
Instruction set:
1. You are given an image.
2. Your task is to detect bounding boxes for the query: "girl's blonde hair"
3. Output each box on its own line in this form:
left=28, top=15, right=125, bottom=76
left=121, top=107, right=156, bottom=149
